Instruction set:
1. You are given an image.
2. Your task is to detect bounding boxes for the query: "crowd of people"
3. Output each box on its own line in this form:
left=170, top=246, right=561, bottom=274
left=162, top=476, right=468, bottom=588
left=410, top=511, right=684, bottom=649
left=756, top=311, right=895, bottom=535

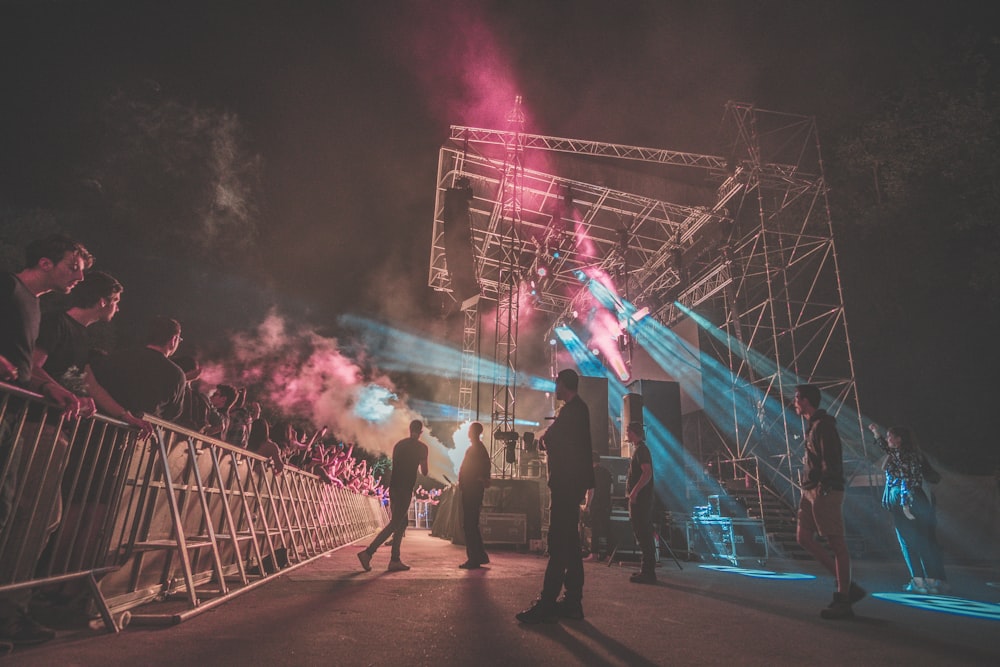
left=0, top=233, right=389, bottom=645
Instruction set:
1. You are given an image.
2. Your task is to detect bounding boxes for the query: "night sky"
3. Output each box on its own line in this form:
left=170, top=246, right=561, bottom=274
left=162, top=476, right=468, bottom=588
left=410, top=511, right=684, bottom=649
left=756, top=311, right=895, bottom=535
left=2, top=1, right=997, bottom=470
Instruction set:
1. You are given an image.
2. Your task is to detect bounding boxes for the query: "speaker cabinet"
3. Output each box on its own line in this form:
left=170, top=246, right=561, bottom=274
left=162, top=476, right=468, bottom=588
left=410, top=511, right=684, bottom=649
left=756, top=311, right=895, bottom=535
left=577, top=375, right=610, bottom=456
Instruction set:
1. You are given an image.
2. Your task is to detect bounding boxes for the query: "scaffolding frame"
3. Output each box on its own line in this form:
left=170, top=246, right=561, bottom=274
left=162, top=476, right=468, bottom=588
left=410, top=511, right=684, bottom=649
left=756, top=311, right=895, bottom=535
left=428, top=101, right=866, bottom=490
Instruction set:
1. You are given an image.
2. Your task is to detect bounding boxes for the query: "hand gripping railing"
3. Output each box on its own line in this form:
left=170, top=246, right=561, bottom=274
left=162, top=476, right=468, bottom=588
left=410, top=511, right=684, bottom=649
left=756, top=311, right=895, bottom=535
left=1, top=382, right=144, bottom=633
left=1, top=381, right=390, bottom=633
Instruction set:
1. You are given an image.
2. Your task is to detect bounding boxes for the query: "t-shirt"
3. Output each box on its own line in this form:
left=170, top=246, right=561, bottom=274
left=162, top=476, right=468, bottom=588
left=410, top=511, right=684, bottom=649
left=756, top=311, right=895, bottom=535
left=627, top=442, right=654, bottom=508
left=37, top=311, right=91, bottom=395
left=542, top=394, right=595, bottom=499
left=389, top=436, right=428, bottom=496
left=0, top=272, right=40, bottom=386
left=459, top=441, right=491, bottom=492
left=92, top=346, right=186, bottom=421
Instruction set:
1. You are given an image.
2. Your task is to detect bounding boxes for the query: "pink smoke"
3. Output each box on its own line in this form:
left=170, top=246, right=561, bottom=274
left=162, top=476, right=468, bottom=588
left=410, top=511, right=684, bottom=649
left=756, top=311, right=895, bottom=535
left=204, top=310, right=457, bottom=482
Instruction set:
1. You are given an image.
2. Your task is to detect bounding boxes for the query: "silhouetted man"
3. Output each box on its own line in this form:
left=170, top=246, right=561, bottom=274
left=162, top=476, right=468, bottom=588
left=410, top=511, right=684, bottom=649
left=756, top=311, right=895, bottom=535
left=358, top=419, right=428, bottom=572
left=458, top=421, right=491, bottom=569
left=0, top=234, right=90, bottom=646
left=794, top=383, right=865, bottom=619
left=626, top=422, right=656, bottom=583
left=517, top=369, right=594, bottom=623
left=91, top=316, right=186, bottom=421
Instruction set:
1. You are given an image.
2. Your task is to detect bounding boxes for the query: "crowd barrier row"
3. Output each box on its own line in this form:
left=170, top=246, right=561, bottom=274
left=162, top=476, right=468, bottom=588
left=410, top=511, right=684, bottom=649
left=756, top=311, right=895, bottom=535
left=0, top=383, right=389, bottom=632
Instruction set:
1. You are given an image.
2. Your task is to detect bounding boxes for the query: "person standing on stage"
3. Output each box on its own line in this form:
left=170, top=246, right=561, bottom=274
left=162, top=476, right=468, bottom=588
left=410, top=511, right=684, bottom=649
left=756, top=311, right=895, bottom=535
left=794, top=384, right=865, bottom=619
left=516, top=369, right=594, bottom=624
left=358, top=419, right=428, bottom=572
left=458, top=421, right=491, bottom=569
left=626, top=421, right=657, bottom=583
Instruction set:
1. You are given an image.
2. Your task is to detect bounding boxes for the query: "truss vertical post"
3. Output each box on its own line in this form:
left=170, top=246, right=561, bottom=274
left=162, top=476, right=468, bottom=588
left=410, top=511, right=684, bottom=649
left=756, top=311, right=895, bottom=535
left=490, top=97, right=525, bottom=477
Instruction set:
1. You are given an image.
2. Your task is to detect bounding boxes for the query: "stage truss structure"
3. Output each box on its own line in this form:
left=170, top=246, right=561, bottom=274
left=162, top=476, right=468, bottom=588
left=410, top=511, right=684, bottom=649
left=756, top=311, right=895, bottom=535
left=429, top=101, right=867, bottom=490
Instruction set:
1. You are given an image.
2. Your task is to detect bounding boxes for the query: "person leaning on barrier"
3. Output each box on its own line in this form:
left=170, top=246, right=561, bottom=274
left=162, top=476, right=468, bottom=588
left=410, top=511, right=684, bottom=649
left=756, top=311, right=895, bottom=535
left=32, top=270, right=152, bottom=438
left=0, top=233, right=91, bottom=646
left=172, top=355, right=212, bottom=433
left=204, top=383, right=238, bottom=440
left=0, top=234, right=92, bottom=414
left=90, top=316, right=186, bottom=422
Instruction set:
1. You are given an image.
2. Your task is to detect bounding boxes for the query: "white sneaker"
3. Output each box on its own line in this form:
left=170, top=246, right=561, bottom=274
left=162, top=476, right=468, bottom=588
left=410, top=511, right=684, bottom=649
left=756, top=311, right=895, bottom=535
left=904, top=577, right=927, bottom=593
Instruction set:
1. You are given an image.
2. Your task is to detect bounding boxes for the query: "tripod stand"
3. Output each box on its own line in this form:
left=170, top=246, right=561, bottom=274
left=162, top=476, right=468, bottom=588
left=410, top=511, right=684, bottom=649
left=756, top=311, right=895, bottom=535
left=606, top=522, right=683, bottom=570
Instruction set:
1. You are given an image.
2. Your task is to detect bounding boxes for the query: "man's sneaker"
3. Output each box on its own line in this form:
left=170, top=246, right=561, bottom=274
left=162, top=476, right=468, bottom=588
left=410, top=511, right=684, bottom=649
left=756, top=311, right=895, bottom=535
left=515, top=600, right=557, bottom=624
left=629, top=571, right=657, bottom=584
left=458, top=561, right=482, bottom=569
left=819, top=592, right=854, bottom=620
left=0, top=611, right=57, bottom=645
left=357, top=550, right=372, bottom=572
left=387, top=560, right=411, bottom=572
left=554, top=598, right=584, bottom=620
left=904, top=577, right=928, bottom=594
left=848, top=582, right=867, bottom=604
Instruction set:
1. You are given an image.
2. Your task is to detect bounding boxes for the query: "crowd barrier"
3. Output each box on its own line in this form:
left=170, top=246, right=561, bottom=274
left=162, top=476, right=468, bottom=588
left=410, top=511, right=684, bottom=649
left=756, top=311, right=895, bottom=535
left=0, top=382, right=389, bottom=632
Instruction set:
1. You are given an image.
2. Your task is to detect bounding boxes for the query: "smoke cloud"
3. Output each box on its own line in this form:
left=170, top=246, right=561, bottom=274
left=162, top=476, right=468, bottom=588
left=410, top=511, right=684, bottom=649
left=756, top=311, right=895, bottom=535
left=203, top=309, right=457, bottom=482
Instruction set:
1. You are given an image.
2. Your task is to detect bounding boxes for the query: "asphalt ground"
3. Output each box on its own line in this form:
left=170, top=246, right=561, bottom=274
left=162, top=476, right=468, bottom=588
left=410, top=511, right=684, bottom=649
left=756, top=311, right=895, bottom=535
left=7, top=529, right=1000, bottom=666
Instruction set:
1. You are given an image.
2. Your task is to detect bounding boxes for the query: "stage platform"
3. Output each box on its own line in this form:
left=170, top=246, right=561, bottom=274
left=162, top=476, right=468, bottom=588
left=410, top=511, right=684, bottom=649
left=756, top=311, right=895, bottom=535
left=9, top=530, right=999, bottom=666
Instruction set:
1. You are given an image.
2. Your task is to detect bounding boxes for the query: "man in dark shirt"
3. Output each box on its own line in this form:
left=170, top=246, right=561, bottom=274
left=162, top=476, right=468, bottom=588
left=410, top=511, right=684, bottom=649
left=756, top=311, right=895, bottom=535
left=517, top=369, right=594, bottom=624
left=32, top=270, right=151, bottom=436
left=0, top=234, right=90, bottom=646
left=626, top=422, right=656, bottom=583
left=358, top=419, right=429, bottom=572
left=92, top=316, right=186, bottom=422
left=794, top=383, right=865, bottom=619
left=458, top=421, right=491, bottom=569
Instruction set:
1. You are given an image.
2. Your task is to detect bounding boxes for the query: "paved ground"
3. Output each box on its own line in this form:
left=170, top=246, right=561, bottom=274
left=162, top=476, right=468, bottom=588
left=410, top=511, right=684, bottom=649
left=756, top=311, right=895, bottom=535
left=7, top=529, right=1000, bottom=666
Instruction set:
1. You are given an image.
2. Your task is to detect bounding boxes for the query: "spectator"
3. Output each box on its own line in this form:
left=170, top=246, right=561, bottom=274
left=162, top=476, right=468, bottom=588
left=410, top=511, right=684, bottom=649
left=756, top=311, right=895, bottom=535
left=91, top=316, right=186, bottom=421
left=204, top=383, right=238, bottom=440
left=32, top=270, right=152, bottom=436
left=173, top=355, right=212, bottom=433
left=1, top=233, right=91, bottom=646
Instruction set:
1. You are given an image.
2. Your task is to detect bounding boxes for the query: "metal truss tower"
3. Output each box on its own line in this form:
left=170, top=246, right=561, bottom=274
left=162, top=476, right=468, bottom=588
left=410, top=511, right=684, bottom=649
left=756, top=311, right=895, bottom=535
left=428, top=101, right=866, bottom=494
left=489, top=97, right=525, bottom=475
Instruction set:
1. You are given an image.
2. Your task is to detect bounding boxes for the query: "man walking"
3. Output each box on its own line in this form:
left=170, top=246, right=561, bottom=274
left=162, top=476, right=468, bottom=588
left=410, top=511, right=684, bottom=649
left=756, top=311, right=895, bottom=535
left=358, top=419, right=429, bottom=572
left=793, top=383, right=865, bottom=619
left=516, top=369, right=594, bottom=623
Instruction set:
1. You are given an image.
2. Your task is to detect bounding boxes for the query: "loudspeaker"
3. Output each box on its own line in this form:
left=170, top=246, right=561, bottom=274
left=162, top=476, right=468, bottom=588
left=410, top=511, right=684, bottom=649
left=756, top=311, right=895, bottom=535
left=577, top=375, right=610, bottom=456
left=442, top=182, right=478, bottom=302
left=621, top=393, right=643, bottom=456
left=610, top=514, right=638, bottom=552
left=626, top=380, right=682, bottom=449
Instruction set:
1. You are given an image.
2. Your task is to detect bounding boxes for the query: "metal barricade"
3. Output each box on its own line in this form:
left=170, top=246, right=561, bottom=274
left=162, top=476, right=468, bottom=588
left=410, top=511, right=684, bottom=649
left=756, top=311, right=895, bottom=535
left=0, top=382, right=390, bottom=632
left=1, top=382, right=142, bottom=633
left=99, top=415, right=389, bottom=626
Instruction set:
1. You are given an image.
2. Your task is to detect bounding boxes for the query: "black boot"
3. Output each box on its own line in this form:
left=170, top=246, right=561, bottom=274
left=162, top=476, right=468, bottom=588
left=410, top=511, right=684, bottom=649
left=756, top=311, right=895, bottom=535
left=820, top=592, right=854, bottom=620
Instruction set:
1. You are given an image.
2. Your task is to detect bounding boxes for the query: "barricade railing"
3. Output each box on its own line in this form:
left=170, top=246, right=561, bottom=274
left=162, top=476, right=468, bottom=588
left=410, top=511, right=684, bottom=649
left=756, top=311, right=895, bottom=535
left=98, top=415, right=389, bottom=626
left=0, top=382, right=390, bottom=632
left=1, top=381, right=142, bottom=633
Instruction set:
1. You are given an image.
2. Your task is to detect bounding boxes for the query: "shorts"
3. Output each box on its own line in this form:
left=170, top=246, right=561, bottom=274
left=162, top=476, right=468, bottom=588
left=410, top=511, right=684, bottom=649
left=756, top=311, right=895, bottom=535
left=798, top=487, right=844, bottom=538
